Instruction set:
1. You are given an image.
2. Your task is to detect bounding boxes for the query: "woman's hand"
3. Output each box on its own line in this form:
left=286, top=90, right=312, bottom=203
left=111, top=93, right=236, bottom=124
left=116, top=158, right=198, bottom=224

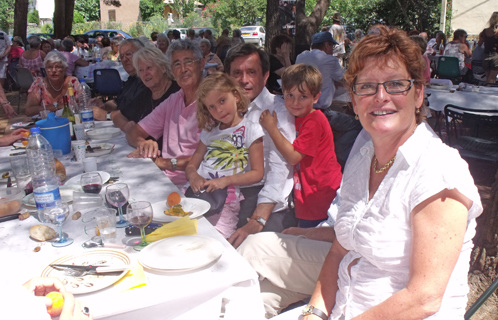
left=259, top=110, right=278, bottom=131
left=0, top=128, right=28, bottom=146
left=203, top=177, right=229, bottom=192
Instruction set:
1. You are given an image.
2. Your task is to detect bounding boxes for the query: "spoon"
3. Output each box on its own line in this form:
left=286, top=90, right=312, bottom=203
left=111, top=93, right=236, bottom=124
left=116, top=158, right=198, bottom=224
left=81, top=238, right=126, bottom=249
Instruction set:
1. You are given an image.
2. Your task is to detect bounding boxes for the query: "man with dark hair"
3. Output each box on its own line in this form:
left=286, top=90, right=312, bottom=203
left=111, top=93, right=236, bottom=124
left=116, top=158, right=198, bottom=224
left=150, top=31, right=158, bottom=44
left=204, top=29, right=216, bottom=53
left=216, top=28, right=231, bottom=60
left=224, top=44, right=297, bottom=248
left=172, top=30, right=181, bottom=41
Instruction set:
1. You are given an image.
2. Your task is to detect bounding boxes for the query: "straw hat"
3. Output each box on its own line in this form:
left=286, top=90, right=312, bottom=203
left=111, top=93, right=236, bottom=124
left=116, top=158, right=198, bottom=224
left=332, top=12, right=342, bottom=23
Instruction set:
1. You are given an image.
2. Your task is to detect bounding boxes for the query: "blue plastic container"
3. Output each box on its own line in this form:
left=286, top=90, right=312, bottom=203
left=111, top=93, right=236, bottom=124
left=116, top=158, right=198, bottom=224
left=35, top=113, right=71, bottom=155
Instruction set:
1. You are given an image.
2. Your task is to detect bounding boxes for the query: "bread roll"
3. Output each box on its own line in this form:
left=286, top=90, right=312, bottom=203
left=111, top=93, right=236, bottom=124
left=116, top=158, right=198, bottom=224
left=55, top=159, right=66, bottom=182
left=30, top=225, right=56, bottom=241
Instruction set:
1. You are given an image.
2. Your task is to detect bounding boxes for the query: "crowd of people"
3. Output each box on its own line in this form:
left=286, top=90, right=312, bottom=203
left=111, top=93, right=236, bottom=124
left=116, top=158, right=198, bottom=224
left=0, top=11, right=494, bottom=319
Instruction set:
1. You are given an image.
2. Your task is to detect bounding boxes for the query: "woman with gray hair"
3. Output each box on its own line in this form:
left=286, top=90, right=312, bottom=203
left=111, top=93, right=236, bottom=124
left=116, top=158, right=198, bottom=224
left=19, top=35, right=45, bottom=77
left=60, top=38, right=89, bottom=76
left=199, top=38, right=223, bottom=74
left=112, top=46, right=179, bottom=133
left=24, top=51, right=84, bottom=116
left=156, top=33, right=169, bottom=55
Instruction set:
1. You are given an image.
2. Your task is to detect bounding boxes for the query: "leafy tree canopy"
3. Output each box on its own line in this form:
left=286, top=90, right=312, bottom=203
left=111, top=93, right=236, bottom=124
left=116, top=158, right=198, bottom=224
left=0, top=0, right=15, bottom=32
left=75, top=0, right=101, bottom=22
left=28, top=9, right=40, bottom=25
left=140, top=0, right=164, bottom=21
left=205, top=0, right=266, bottom=31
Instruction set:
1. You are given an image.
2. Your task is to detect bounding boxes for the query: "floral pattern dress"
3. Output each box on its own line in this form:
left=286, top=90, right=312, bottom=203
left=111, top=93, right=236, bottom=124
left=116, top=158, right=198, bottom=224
left=28, top=76, right=83, bottom=107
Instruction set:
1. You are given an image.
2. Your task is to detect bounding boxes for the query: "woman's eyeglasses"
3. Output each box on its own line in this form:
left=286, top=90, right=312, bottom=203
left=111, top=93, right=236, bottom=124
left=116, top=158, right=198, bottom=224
left=352, top=79, right=416, bottom=96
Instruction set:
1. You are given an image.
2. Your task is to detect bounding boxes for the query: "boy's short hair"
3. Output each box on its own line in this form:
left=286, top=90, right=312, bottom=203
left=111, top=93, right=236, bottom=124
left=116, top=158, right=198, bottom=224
left=281, top=64, right=322, bottom=97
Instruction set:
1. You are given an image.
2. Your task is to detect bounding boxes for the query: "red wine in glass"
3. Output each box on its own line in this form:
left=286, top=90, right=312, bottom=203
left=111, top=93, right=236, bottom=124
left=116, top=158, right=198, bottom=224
left=82, top=183, right=102, bottom=194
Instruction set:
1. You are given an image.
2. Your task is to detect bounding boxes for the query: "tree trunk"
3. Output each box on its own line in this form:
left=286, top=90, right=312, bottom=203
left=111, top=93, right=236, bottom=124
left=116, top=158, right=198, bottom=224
left=468, top=169, right=498, bottom=319
left=265, top=0, right=280, bottom=53
left=294, top=0, right=331, bottom=56
left=13, top=0, right=29, bottom=43
left=54, top=0, right=75, bottom=38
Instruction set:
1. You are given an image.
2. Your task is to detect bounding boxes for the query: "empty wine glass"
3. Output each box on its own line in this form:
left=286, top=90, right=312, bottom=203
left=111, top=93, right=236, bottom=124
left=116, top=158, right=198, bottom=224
left=42, top=201, right=73, bottom=247
left=81, top=172, right=103, bottom=194
left=106, top=183, right=129, bottom=228
left=127, top=201, right=153, bottom=251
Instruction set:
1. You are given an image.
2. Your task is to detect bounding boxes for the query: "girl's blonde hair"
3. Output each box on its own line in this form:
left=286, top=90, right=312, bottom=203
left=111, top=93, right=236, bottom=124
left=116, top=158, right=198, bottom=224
left=196, top=72, right=250, bottom=131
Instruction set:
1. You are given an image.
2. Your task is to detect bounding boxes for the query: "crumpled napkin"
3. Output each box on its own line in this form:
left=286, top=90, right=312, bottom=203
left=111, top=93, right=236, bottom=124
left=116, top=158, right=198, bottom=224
left=145, top=216, right=198, bottom=242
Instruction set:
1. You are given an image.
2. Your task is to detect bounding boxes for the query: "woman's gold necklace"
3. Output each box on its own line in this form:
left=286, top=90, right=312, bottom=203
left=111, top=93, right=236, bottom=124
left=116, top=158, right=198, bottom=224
left=372, top=154, right=396, bottom=174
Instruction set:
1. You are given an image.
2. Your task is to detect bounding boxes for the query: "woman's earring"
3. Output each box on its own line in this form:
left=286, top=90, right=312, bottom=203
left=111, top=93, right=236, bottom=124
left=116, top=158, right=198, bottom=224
left=355, top=114, right=359, bottom=120
left=415, top=108, right=420, bottom=114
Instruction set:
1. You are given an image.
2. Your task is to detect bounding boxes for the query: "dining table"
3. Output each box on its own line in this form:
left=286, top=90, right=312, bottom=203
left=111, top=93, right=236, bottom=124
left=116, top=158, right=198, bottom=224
left=0, top=121, right=264, bottom=320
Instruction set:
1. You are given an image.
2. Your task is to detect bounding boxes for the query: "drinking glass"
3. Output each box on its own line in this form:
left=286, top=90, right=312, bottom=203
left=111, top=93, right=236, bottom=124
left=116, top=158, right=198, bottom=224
left=127, top=201, right=153, bottom=251
left=41, top=201, right=73, bottom=247
left=81, top=172, right=103, bottom=194
left=106, top=183, right=130, bottom=228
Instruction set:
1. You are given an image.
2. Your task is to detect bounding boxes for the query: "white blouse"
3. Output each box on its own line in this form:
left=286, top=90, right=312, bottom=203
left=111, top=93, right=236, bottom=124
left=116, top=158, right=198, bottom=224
left=331, top=122, right=482, bottom=319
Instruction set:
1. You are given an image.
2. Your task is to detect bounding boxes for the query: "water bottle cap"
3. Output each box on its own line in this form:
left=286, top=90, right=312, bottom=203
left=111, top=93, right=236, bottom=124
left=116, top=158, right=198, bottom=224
left=30, top=127, right=41, bottom=134
left=80, top=79, right=85, bottom=83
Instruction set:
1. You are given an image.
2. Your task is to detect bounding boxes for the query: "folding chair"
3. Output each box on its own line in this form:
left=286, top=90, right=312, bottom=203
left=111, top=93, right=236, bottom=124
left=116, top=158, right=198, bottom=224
left=14, top=66, right=35, bottom=113
left=93, top=69, right=123, bottom=101
left=436, top=56, right=461, bottom=84
left=444, top=104, right=498, bottom=162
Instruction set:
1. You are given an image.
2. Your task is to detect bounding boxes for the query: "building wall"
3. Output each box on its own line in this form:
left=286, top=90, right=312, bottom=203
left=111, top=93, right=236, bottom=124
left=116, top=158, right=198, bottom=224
left=451, top=0, right=497, bottom=36
left=35, top=0, right=55, bottom=21
left=100, top=0, right=141, bottom=27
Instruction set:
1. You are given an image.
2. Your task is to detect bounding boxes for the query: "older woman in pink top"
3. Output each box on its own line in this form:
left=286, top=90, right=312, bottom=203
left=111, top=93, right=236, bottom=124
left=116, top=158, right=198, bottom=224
left=126, top=39, right=204, bottom=187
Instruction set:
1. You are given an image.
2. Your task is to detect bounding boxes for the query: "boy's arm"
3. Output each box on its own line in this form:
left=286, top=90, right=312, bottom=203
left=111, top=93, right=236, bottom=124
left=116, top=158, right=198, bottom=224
left=204, top=138, right=265, bottom=191
left=260, top=110, right=305, bottom=166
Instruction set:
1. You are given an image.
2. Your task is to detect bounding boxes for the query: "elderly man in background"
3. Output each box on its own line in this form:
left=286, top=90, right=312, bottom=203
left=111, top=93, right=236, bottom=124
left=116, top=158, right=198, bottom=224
left=216, top=28, right=231, bottom=60
left=224, top=44, right=297, bottom=248
left=92, top=39, right=146, bottom=121
left=126, top=40, right=203, bottom=187
left=0, top=29, right=11, bottom=87
left=296, top=32, right=362, bottom=167
left=200, top=39, right=223, bottom=74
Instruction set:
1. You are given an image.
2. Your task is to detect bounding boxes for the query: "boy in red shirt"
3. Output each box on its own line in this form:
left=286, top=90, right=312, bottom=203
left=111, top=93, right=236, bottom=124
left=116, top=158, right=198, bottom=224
left=260, top=64, right=342, bottom=227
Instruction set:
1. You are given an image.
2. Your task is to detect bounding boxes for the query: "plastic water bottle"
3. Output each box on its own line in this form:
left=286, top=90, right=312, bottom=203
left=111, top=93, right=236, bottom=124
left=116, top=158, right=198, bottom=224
left=26, top=127, right=62, bottom=215
left=79, top=79, right=95, bottom=130
left=94, top=46, right=101, bottom=63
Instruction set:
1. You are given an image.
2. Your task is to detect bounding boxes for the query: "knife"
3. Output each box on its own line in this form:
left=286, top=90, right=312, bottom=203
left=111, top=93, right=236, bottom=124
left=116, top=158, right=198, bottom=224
left=50, top=264, right=131, bottom=273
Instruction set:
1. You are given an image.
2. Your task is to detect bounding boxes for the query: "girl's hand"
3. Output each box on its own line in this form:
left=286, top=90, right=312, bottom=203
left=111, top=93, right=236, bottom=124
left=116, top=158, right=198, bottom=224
left=203, top=177, right=228, bottom=192
left=259, top=110, right=278, bottom=131
left=189, top=174, right=207, bottom=193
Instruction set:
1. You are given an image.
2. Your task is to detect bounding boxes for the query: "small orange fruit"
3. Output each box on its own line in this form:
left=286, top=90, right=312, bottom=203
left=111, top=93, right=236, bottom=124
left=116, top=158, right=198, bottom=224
left=22, top=140, right=28, bottom=146
left=46, top=291, right=64, bottom=316
left=22, top=131, right=30, bottom=138
left=167, top=192, right=182, bottom=207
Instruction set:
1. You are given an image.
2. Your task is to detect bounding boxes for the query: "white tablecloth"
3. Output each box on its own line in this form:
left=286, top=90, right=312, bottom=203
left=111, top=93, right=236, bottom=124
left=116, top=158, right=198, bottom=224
left=0, top=122, right=264, bottom=320
left=426, top=88, right=498, bottom=113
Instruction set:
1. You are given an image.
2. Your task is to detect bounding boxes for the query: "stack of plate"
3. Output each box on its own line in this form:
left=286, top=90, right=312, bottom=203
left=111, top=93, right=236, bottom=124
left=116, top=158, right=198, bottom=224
left=138, top=235, right=224, bottom=272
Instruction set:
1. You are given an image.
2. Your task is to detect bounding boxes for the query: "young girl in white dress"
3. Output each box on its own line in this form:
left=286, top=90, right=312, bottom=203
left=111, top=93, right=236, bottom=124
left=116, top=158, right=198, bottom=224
left=185, top=73, right=265, bottom=238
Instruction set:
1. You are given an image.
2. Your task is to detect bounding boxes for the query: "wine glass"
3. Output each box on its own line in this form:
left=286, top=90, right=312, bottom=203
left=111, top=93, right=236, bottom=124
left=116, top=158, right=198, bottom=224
left=127, top=201, right=153, bottom=251
left=42, top=201, right=73, bottom=247
left=106, top=183, right=129, bottom=228
left=81, top=172, right=103, bottom=194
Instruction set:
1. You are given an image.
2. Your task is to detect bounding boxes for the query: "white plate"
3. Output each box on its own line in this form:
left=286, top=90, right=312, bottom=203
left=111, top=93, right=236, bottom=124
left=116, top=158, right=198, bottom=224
left=151, top=198, right=211, bottom=222
left=23, top=185, right=83, bottom=207
left=85, top=143, right=115, bottom=157
left=86, top=127, right=121, bottom=141
left=13, top=142, right=26, bottom=149
left=138, top=235, right=223, bottom=271
left=64, top=171, right=111, bottom=186
left=41, top=249, right=131, bottom=294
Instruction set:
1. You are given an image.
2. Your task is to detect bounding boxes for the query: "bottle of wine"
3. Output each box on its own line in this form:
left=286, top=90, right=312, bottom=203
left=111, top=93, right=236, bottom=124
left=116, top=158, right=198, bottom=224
left=67, top=87, right=80, bottom=124
left=61, top=96, right=75, bottom=140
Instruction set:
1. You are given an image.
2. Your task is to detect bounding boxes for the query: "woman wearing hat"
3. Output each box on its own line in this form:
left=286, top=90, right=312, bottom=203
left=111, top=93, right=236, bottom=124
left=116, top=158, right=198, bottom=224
left=329, top=12, right=346, bottom=66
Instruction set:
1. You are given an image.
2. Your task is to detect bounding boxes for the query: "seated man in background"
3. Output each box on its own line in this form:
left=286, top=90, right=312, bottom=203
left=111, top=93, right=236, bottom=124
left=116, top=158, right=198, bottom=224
left=91, top=39, right=145, bottom=121
left=296, top=32, right=362, bottom=168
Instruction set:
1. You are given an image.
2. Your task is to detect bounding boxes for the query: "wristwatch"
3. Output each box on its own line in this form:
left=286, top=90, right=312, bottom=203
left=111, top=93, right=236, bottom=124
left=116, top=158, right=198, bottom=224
left=247, top=215, right=266, bottom=227
left=106, top=112, right=112, bottom=120
left=302, top=305, right=328, bottom=320
left=171, top=158, right=177, bottom=171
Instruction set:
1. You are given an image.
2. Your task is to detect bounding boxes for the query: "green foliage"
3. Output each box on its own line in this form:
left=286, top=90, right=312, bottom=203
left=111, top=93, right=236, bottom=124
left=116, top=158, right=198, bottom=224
left=171, top=0, right=196, bottom=19
left=72, top=21, right=101, bottom=34
left=205, top=0, right=266, bottom=31
left=129, top=16, right=169, bottom=37
left=0, top=0, right=15, bottom=32
left=140, top=0, right=164, bottom=21
left=75, top=0, right=101, bottom=22
left=28, top=9, right=40, bottom=25
left=180, top=11, right=205, bottom=28
left=73, top=11, right=86, bottom=24
left=41, top=23, right=53, bottom=34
